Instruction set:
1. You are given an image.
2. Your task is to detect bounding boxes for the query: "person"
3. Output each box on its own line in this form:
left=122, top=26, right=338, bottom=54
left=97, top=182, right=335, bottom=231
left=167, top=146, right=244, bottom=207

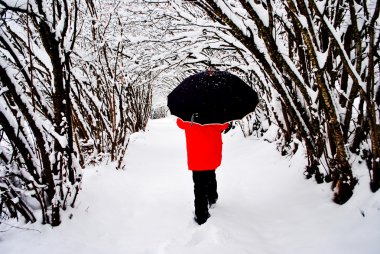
left=177, top=117, right=230, bottom=225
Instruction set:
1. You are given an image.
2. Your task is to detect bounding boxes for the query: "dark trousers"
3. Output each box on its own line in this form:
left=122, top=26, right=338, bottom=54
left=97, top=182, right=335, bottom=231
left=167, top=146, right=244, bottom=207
left=192, top=170, right=218, bottom=218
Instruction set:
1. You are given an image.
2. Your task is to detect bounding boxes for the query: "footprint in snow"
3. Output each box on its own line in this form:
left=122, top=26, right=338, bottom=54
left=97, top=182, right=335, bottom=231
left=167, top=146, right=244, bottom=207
left=186, top=224, right=231, bottom=246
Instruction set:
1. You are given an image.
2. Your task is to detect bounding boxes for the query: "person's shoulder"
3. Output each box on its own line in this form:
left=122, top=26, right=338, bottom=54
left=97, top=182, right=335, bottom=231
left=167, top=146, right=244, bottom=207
left=211, top=122, right=229, bottom=129
left=204, top=123, right=228, bottom=132
left=176, top=118, right=183, bottom=128
left=176, top=118, right=190, bottom=129
left=221, top=122, right=229, bottom=129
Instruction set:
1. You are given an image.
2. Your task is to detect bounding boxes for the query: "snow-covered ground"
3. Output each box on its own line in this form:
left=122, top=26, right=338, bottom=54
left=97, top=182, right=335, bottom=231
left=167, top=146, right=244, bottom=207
left=1, top=118, right=380, bottom=254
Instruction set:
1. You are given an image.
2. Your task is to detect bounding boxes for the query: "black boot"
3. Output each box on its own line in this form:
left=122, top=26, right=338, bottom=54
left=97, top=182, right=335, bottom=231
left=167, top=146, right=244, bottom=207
left=194, top=211, right=210, bottom=225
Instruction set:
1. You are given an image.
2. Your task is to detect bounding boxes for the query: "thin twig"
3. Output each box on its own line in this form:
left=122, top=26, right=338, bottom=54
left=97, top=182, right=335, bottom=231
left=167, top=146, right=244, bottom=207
left=0, top=221, right=42, bottom=233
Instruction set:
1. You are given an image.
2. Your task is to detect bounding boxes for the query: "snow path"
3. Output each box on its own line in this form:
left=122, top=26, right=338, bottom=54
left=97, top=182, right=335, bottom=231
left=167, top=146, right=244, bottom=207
left=1, top=118, right=380, bottom=254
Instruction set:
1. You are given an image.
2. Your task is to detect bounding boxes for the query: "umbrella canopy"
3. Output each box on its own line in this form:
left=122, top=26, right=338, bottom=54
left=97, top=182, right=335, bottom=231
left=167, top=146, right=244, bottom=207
left=167, top=70, right=259, bottom=124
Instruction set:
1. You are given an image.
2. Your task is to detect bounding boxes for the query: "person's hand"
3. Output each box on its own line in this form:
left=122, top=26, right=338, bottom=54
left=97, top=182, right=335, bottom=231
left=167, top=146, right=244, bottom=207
left=223, top=122, right=233, bottom=134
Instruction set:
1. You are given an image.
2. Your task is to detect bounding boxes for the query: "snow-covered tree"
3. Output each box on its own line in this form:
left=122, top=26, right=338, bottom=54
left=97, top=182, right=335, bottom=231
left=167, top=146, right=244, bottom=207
left=0, top=0, right=81, bottom=225
left=70, top=0, right=154, bottom=169
left=0, top=0, right=155, bottom=226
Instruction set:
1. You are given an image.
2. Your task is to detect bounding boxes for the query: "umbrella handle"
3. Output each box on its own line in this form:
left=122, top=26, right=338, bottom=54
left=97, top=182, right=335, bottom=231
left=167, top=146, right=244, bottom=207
left=207, top=60, right=213, bottom=76
left=191, top=113, right=198, bottom=126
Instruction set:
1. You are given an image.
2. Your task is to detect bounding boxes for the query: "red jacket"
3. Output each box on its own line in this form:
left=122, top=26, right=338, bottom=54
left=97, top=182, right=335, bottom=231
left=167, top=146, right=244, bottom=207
left=177, top=118, right=229, bottom=171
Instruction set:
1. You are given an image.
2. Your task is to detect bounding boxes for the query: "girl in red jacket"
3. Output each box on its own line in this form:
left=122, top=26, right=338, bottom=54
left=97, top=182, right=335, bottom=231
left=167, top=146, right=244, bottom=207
left=177, top=118, right=230, bottom=225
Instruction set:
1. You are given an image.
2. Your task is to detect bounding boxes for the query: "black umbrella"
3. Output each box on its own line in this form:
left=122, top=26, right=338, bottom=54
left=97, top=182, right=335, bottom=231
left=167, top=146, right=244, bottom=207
left=167, top=70, right=259, bottom=124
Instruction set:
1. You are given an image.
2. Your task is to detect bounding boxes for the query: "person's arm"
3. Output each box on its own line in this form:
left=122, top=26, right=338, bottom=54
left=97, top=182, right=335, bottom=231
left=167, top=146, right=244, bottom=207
left=222, top=122, right=232, bottom=133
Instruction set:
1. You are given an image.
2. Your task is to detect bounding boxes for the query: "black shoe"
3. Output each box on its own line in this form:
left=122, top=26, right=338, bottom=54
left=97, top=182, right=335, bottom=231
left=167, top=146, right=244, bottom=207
left=208, top=198, right=218, bottom=209
left=194, top=212, right=210, bottom=225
